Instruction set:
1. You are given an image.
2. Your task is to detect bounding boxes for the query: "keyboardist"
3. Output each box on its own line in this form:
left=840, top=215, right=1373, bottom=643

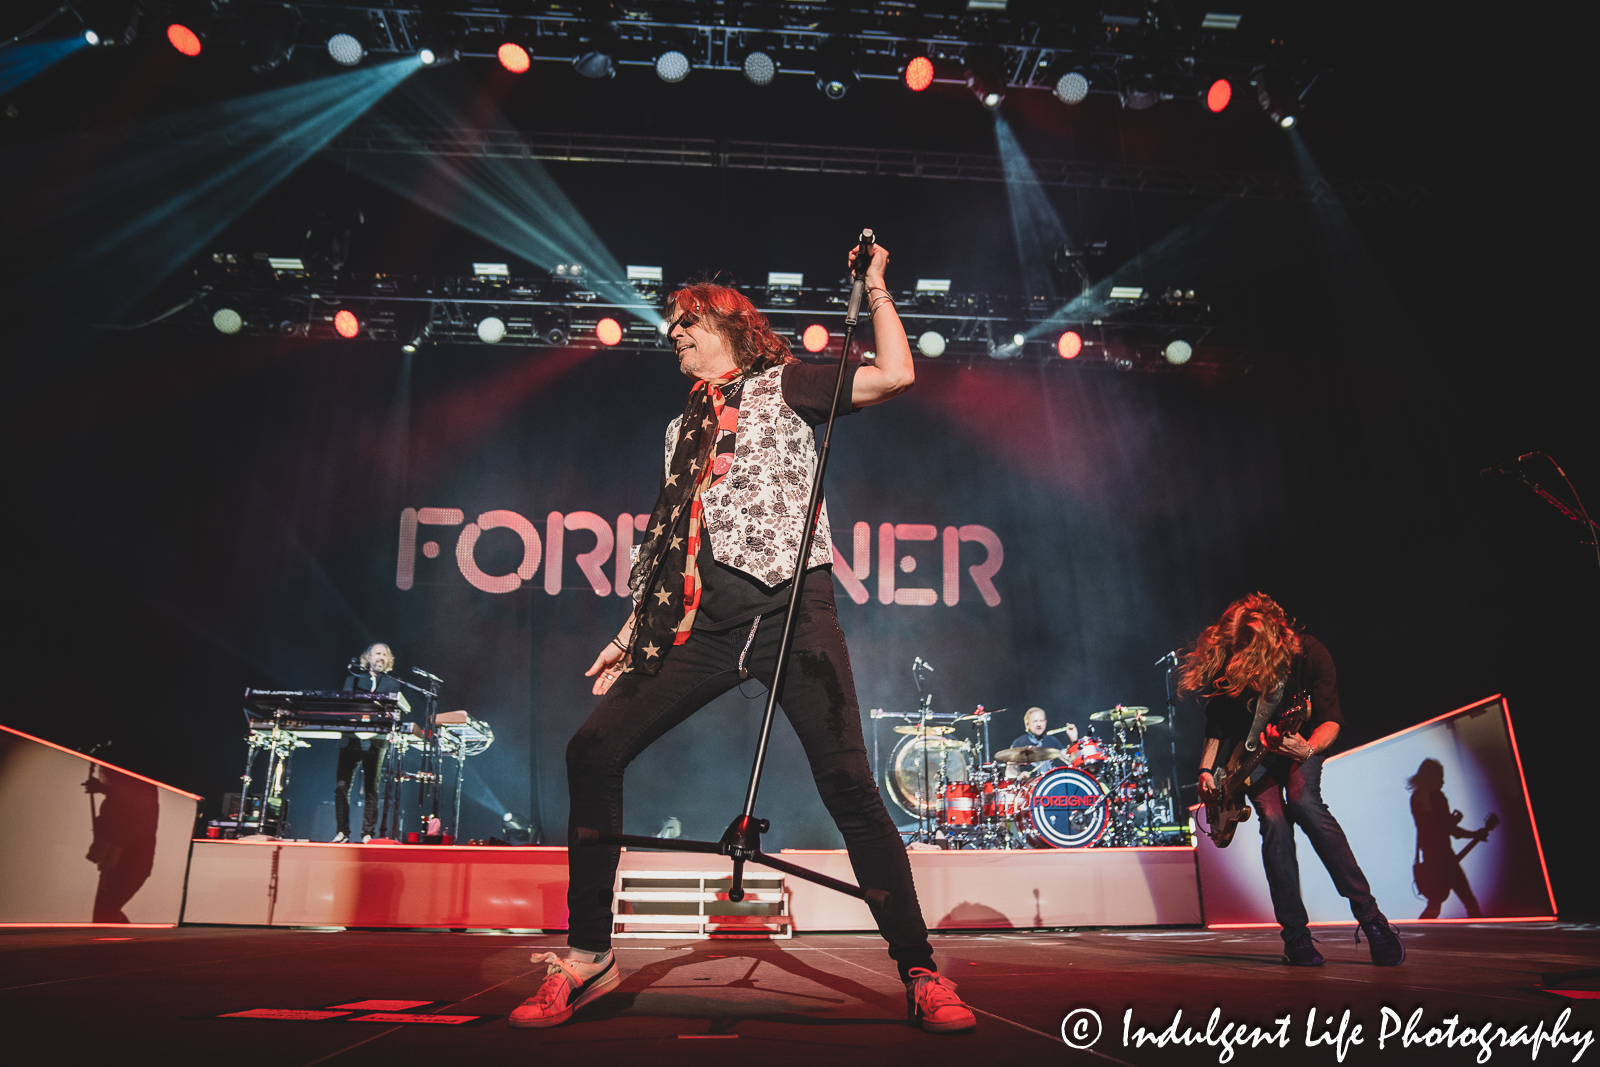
left=334, top=643, right=410, bottom=843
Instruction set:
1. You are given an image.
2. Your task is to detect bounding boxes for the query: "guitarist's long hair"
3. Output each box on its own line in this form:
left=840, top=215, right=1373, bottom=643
left=1178, top=593, right=1304, bottom=698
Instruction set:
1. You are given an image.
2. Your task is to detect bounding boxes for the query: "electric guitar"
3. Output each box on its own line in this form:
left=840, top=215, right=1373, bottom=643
left=1203, top=689, right=1312, bottom=848
left=1414, top=812, right=1498, bottom=899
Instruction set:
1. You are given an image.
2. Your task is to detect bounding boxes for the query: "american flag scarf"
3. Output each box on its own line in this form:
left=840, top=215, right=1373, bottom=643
left=626, top=370, right=742, bottom=674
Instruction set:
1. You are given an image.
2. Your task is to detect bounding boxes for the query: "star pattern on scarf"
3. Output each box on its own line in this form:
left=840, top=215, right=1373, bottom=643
left=643, top=642, right=661, bottom=659
left=654, top=588, right=673, bottom=605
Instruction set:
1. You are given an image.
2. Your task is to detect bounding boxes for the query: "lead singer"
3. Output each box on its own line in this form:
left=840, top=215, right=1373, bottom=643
left=511, top=241, right=976, bottom=1035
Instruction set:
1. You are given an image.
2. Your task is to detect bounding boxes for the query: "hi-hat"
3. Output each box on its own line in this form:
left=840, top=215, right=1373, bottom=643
left=894, top=725, right=954, bottom=736
left=994, top=745, right=1061, bottom=763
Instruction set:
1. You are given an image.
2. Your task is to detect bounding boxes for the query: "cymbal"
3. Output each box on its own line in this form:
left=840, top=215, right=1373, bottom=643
left=1090, top=705, right=1153, bottom=723
left=994, top=745, right=1061, bottom=763
left=894, top=725, right=954, bottom=736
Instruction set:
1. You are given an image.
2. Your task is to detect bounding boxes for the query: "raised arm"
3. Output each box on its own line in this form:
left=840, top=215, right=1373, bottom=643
left=848, top=241, right=914, bottom=408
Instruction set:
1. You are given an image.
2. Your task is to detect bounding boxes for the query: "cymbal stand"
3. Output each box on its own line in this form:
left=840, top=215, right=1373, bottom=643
left=577, top=229, right=885, bottom=909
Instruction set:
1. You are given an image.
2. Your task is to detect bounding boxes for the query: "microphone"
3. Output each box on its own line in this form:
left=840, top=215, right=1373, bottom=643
left=412, top=667, right=442, bottom=683
left=852, top=228, right=876, bottom=279
left=1154, top=650, right=1180, bottom=667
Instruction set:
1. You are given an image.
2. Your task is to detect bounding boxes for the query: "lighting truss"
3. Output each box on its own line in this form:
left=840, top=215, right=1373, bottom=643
left=112, top=124, right=1425, bottom=207
left=114, top=1, right=1318, bottom=117
left=171, top=255, right=1243, bottom=376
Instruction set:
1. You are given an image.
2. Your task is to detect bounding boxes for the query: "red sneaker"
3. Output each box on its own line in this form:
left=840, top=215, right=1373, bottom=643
left=905, top=967, right=977, bottom=1034
left=509, top=951, right=620, bottom=1029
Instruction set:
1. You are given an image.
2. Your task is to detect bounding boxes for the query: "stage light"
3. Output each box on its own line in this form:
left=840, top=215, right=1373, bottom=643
left=1280, top=113, right=1297, bottom=129
left=743, top=50, right=776, bottom=85
left=1108, top=286, right=1145, bottom=300
left=1206, top=78, right=1232, bottom=112
left=478, top=316, right=507, bottom=344
left=1252, top=68, right=1299, bottom=130
left=573, top=23, right=618, bottom=79
left=905, top=56, right=934, bottom=92
left=655, top=49, right=690, bottom=83
left=80, top=3, right=139, bottom=48
left=1012, top=332, right=1027, bottom=347
left=166, top=23, right=201, bottom=56
left=1054, top=70, right=1089, bottom=104
left=802, top=324, right=829, bottom=353
left=212, top=308, right=242, bottom=334
left=1119, top=67, right=1161, bottom=110
left=815, top=38, right=857, bottom=100
left=327, top=33, right=363, bottom=67
left=917, top=331, right=946, bottom=357
left=1057, top=330, right=1082, bottom=359
left=84, top=29, right=101, bottom=45
left=497, top=42, right=531, bottom=73
left=473, top=262, right=510, bottom=280
left=333, top=309, right=360, bottom=338
left=1203, top=13, right=1243, bottom=31
left=964, top=45, right=1007, bottom=110
left=1164, top=339, right=1193, bottom=365
left=595, top=318, right=622, bottom=346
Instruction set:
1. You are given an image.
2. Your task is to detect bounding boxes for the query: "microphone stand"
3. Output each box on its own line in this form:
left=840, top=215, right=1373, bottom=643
left=577, top=230, right=885, bottom=908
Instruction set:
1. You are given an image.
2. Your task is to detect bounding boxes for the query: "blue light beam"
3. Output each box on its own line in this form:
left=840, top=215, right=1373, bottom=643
left=345, top=74, right=660, bottom=325
left=994, top=116, right=1074, bottom=302
left=12, top=59, right=419, bottom=320
left=0, top=36, right=88, bottom=97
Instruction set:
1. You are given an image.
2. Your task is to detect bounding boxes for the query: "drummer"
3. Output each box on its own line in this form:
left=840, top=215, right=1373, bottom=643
left=1007, top=707, right=1077, bottom=778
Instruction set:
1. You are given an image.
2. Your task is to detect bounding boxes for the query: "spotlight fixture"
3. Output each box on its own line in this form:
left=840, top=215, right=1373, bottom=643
left=242, top=5, right=299, bottom=73
left=916, top=331, right=946, bottom=357
left=573, top=22, right=618, bottom=79
left=166, top=23, right=202, bottom=56
left=904, top=55, right=934, bottom=92
left=1057, top=330, right=1083, bottom=359
left=743, top=49, right=776, bottom=86
left=81, top=2, right=139, bottom=47
left=1205, top=77, right=1232, bottom=112
left=1054, top=70, right=1089, bottom=105
left=326, top=33, right=363, bottom=67
left=1163, top=339, right=1193, bottom=365
left=964, top=45, right=1007, bottom=110
left=212, top=308, right=242, bottom=334
left=801, top=324, right=829, bottom=353
left=498, top=41, right=531, bottom=73
left=655, top=48, right=690, bottom=83
left=595, top=318, right=623, bottom=346
left=1252, top=68, right=1299, bottom=129
left=1012, top=332, right=1027, bottom=347
left=333, top=309, right=360, bottom=338
left=419, top=46, right=458, bottom=67
left=1118, top=65, right=1161, bottom=109
left=814, top=37, right=857, bottom=100
left=478, top=316, right=507, bottom=344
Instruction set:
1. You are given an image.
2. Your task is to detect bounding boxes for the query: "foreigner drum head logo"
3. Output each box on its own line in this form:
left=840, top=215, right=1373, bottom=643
left=1023, top=767, right=1109, bottom=848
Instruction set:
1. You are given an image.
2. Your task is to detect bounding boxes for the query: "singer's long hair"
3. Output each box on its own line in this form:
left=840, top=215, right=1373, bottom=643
left=1177, top=593, right=1303, bottom=698
left=665, top=282, right=797, bottom=372
left=358, top=643, right=395, bottom=673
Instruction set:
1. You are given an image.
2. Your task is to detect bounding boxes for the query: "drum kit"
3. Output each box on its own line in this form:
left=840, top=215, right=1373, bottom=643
left=876, top=697, right=1177, bottom=849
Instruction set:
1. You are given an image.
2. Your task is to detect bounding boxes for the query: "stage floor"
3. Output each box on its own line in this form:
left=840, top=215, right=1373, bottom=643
left=3, top=924, right=1597, bottom=1065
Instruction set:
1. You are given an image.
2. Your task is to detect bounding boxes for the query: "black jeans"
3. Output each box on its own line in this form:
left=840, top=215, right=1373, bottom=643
left=565, top=584, right=935, bottom=980
left=334, top=738, right=388, bottom=837
left=1253, top=755, right=1379, bottom=939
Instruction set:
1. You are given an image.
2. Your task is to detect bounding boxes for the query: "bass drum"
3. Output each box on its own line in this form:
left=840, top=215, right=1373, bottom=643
left=884, top=735, right=972, bottom=820
left=1013, top=767, right=1110, bottom=849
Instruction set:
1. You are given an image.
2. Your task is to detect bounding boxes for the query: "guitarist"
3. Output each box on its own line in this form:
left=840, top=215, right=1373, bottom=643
left=1408, top=758, right=1489, bottom=918
left=1181, top=593, right=1405, bottom=967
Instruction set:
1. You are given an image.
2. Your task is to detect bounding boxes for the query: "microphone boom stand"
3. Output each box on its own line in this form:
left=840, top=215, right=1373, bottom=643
left=577, top=230, right=886, bottom=908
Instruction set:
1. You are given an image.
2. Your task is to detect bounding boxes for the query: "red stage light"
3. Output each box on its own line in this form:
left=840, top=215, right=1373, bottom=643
left=166, top=23, right=201, bottom=56
left=905, top=56, right=934, bottom=92
left=334, top=310, right=360, bottom=338
left=802, top=324, right=830, bottom=352
left=1206, top=78, right=1232, bottom=113
left=498, top=43, right=531, bottom=74
left=595, top=318, right=623, bottom=346
left=1057, top=330, right=1082, bottom=359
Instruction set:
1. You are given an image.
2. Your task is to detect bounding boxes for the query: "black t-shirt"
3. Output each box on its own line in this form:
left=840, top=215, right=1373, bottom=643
left=1008, top=731, right=1059, bottom=773
left=694, top=362, right=859, bottom=631
left=340, top=672, right=404, bottom=749
left=1203, top=635, right=1344, bottom=748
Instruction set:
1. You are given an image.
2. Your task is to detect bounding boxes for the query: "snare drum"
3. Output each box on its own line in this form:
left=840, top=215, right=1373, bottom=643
left=940, top=782, right=978, bottom=826
left=1064, top=737, right=1109, bottom=769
